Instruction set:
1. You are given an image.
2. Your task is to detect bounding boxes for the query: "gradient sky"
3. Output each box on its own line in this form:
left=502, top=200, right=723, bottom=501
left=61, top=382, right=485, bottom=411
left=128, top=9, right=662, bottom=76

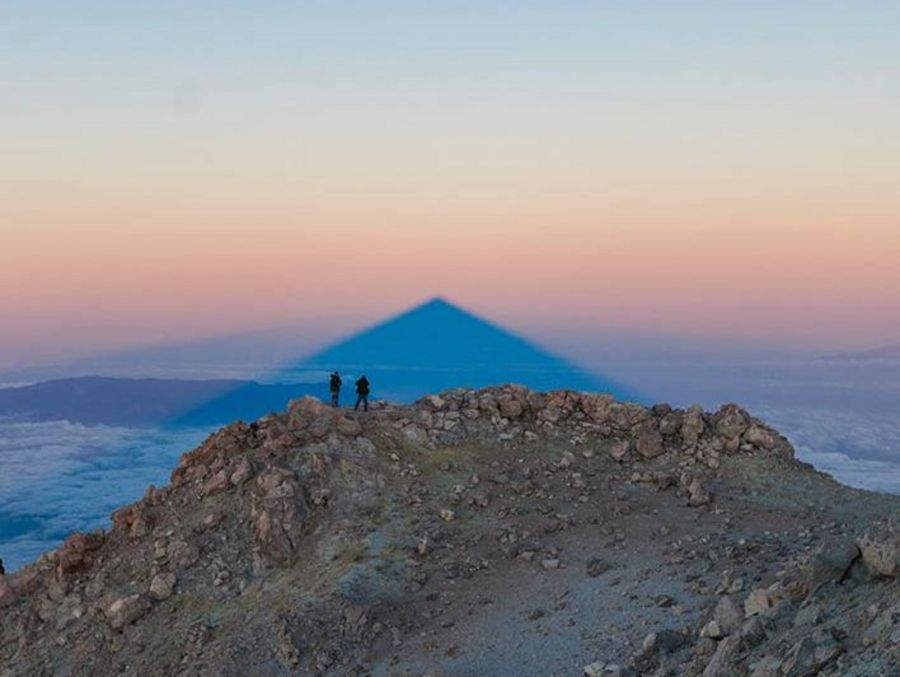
left=3, top=1, right=900, bottom=366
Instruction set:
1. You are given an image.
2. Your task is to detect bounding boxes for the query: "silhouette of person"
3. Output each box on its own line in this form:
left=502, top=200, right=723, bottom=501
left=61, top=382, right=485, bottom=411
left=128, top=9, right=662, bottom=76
left=329, top=371, right=342, bottom=407
left=0, top=558, right=5, bottom=576
left=354, top=375, right=370, bottom=412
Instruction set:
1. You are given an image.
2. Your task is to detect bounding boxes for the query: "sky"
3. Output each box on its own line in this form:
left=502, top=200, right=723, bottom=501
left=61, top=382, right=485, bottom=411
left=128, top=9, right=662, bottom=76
left=2, top=1, right=900, bottom=366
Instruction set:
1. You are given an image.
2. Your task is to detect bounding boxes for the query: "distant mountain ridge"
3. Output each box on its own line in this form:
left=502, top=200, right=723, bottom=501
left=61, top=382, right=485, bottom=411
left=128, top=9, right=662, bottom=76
left=0, top=377, right=325, bottom=427
left=0, top=298, right=639, bottom=426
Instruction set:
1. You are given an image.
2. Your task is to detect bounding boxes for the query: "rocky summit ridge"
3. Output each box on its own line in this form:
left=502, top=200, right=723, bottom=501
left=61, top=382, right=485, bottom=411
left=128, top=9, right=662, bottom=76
left=1, top=386, right=898, bottom=676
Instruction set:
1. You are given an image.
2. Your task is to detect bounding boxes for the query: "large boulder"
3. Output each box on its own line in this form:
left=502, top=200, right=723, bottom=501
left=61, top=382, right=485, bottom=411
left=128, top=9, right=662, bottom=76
left=805, top=536, right=859, bottom=588
left=857, top=526, right=899, bottom=577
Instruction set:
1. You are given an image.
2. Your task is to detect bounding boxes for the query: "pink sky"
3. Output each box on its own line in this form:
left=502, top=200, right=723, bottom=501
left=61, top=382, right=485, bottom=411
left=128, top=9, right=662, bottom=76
left=2, top=3, right=899, bottom=365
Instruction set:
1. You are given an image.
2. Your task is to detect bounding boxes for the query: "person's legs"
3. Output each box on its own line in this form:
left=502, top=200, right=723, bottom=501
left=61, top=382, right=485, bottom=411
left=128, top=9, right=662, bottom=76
left=331, top=391, right=339, bottom=407
left=355, top=395, right=362, bottom=410
left=363, top=395, right=369, bottom=412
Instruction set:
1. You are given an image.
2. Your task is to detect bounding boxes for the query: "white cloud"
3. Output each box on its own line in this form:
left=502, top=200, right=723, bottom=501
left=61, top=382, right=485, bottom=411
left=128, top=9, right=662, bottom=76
left=0, top=419, right=207, bottom=572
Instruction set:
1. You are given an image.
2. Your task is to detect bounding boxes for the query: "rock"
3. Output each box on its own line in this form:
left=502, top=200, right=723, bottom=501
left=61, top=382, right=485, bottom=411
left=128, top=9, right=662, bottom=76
left=805, top=536, right=859, bottom=588
left=641, top=629, right=685, bottom=653
left=636, top=423, right=665, bottom=459
left=610, top=440, right=630, bottom=462
left=337, top=417, right=363, bottom=436
left=422, top=395, right=445, bottom=411
left=57, top=532, right=105, bottom=576
left=700, top=620, right=724, bottom=639
left=439, top=508, right=455, bottom=522
left=740, top=616, right=769, bottom=648
left=0, top=577, right=14, bottom=608
left=149, top=572, right=176, bottom=601
left=715, top=405, right=749, bottom=441
left=251, top=470, right=308, bottom=565
left=583, top=662, right=605, bottom=676
left=779, top=629, right=842, bottom=676
left=105, top=594, right=151, bottom=631
left=743, top=425, right=774, bottom=449
left=685, top=476, right=711, bottom=506
left=202, top=469, right=230, bottom=496
left=287, top=396, right=329, bottom=430
left=230, top=457, right=253, bottom=486
left=559, top=451, right=577, bottom=468
left=857, top=527, right=899, bottom=577
left=744, top=585, right=781, bottom=617
left=497, top=393, right=524, bottom=419
left=681, top=405, right=705, bottom=449
left=402, top=424, right=429, bottom=446
left=541, top=558, right=561, bottom=571
left=712, top=596, right=743, bottom=635
left=167, top=540, right=200, bottom=569
left=702, top=635, right=740, bottom=677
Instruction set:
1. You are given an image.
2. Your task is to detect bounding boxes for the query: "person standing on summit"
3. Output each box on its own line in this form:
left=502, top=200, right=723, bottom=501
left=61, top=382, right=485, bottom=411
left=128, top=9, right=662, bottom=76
left=354, top=375, right=370, bottom=412
left=329, top=371, right=342, bottom=407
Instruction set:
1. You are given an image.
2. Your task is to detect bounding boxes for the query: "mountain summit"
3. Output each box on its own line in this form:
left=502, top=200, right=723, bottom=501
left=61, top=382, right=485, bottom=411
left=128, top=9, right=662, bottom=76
left=295, top=297, right=639, bottom=402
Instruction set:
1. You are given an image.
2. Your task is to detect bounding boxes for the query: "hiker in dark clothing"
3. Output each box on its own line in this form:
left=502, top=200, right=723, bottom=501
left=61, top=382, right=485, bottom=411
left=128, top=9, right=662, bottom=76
left=0, top=558, right=5, bottom=576
left=329, top=371, right=342, bottom=407
left=354, top=375, right=370, bottom=412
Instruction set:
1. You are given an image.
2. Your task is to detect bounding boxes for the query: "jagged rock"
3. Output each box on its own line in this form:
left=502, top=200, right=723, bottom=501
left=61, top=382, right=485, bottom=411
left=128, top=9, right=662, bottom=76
left=702, top=635, right=741, bottom=677
left=779, top=629, right=842, bottom=676
left=6, top=385, right=889, bottom=677
left=202, top=469, right=230, bottom=496
left=684, top=476, right=711, bottom=506
left=105, top=594, right=151, bottom=631
left=857, top=526, right=899, bottom=577
left=659, top=411, right=683, bottom=438
left=743, top=425, right=775, bottom=450
left=805, top=536, right=859, bottom=588
left=744, top=584, right=782, bottom=617
left=230, top=457, right=253, bottom=486
left=497, top=392, right=524, bottom=419
left=715, top=405, right=749, bottom=441
left=421, top=394, right=445, bottom=411
left=681, top=405, right=705, bottom=449
left=56, top=532, right=105, bottom=576
left=251, top=469, right=307, bottom=565
left=149, top=572, right=176, bottom=601
left=711, top=596, right=743, bottom=636
left=636, top=423, right=665, bottom=459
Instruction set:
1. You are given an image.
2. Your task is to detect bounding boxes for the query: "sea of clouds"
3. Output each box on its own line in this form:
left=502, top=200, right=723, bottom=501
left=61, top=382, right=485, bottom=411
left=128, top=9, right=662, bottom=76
left=0, top=419, right=207, bottom=572
left=1, top=406, right=899, bottom=573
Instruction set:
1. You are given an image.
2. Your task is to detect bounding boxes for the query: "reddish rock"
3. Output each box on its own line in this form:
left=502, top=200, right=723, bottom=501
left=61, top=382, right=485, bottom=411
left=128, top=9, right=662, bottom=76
left=636, top=422, right=665, bottom=459
left=202, top=469, right=230, bottom=496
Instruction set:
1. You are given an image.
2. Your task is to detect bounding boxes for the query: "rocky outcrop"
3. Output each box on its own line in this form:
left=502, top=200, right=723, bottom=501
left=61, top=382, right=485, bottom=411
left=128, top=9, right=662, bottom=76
left=0, top=386, right=894, bottom=677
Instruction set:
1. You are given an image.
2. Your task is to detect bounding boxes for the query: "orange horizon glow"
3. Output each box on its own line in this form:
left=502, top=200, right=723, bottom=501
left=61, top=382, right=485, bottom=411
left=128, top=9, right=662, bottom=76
left=3, top=2, right=900, bottom=365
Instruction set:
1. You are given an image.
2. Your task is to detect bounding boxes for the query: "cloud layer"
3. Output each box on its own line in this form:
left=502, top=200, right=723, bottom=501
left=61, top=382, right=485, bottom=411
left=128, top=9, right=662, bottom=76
left=0, top=419, right=206, bottom=571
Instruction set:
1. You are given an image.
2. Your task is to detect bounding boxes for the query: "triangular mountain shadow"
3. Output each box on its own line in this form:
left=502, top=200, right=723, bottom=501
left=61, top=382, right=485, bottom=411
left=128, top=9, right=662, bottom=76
left=281, top=297, right=642, bottom=404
